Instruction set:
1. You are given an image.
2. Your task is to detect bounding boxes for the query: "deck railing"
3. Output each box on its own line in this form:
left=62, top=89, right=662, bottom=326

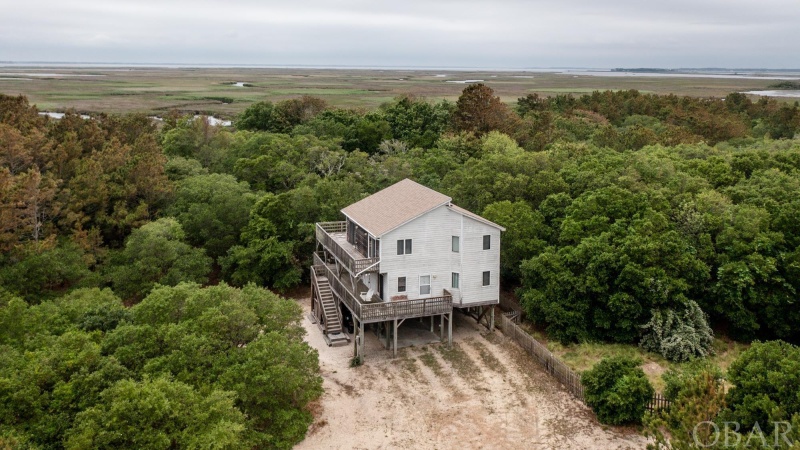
left=315, top=222, right=379, bottom=275
left=313, top=262, right=452, bottom=323
left=361, top=295, right=452, bottom=322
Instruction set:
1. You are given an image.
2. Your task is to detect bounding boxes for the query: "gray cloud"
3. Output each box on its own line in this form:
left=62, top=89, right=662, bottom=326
left=1, top=0, right=798, bottom=67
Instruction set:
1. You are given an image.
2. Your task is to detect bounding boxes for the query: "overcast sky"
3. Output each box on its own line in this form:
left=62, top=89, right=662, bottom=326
left=1, top=0, right=798, bottom=68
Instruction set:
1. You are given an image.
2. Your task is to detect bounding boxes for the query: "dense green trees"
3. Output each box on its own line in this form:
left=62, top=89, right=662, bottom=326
left=66, top=377, right=247, bottom=449
left=168, top=173, right=256, bottom=258
left=0, top=283, right=320, bottom=449
left=236, top=96, right=328, bottom=133
left=380, top=95, right=453, bottom=148
left=106, top=218, right=212, bottom=300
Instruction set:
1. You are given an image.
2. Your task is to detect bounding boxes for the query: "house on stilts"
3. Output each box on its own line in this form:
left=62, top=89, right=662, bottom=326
left=310, top=178, right=505, bottom=359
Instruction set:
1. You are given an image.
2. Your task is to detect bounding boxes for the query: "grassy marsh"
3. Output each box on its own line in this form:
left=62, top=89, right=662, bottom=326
left=0, top=67, right=784, bottom=118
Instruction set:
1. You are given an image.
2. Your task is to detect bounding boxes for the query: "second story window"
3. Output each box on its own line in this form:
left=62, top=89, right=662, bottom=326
left=483, top=234, right=491, bottom=250
left=398, top=277, right=406, bottom=292
left=397, top=239, right=412, bottom=255
left=452, top=236, right=460, bottom=253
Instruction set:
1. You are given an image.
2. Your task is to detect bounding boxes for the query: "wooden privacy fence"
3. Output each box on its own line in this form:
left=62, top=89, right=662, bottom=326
left=498, top=314, right=585, bottom=402
left=497, top=313, right=672, bottom=412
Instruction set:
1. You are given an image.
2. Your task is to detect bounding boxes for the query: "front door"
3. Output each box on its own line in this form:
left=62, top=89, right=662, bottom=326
left=378, top=273, right=385, bottom=300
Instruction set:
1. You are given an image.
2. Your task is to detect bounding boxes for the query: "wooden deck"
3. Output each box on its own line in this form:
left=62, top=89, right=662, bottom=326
left=316, top=222, right=379, bottom=275
left=312, top=261, right=453, bottom=324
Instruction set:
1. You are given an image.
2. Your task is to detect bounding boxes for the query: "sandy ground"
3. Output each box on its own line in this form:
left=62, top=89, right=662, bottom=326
left=296, top=300, right=647, bottom=450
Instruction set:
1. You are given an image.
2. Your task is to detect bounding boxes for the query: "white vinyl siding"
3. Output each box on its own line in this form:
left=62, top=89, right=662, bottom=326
left=380, top=205, right=501, bottom=305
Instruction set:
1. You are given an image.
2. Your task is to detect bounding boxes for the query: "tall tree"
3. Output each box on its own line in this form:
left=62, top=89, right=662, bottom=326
left=451, top=83, right=515, bottom=136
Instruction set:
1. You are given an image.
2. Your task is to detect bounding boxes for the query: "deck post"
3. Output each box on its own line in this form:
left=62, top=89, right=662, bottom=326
left=430, top=315, right=434, bottom=333
left=448, top=311, right=453, bottom=347
left=353, top=318, right=358, bottom=357
left=393, top=319, right=398, bottom=358
left=490, top=307, right=495, bottom=332
left=359, top=320, right=365, bottom=360
left=440, top=314, right=444, bottom=340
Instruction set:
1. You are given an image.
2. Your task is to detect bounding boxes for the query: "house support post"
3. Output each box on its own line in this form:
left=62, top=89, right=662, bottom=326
left=440, top=314, right=444, bottom=340
left=448, top=311, right=453, bottom=347
left=393, top=319, right=398, bottom=358
left=353, top=318, right=359, bottom=357
left=490, top=306, right=495, bottom=332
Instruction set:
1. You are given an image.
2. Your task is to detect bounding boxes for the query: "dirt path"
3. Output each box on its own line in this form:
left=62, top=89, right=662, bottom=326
left=296, top=301, right=646, bottom=450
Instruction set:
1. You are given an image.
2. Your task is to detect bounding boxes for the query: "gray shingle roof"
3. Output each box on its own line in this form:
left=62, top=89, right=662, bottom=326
left=341, top=178, right=505, bottom=236
left=341, top=179, right=451, bottom=237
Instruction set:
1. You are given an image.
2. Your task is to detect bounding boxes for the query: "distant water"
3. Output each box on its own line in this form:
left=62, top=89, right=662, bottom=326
left=446, top=79, right=484, bottom=84
left=38, top=112, right=90, bottom=119
left=198, top=115, right=232, bottom=127
left=562, top=70, right=800, bottom=81
left=149, top=115, right=231, bottom=127
left=1, top=72, right=104, bottom=77
left=743, top=90, right=800, bottom=98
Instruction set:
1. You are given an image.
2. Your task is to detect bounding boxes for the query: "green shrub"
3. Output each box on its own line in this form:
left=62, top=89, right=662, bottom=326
left=640, top=300, right=714, bottom=362
left=662, top=359, right=723, bottom=402
left=582, top=356, right=654, bottom=425
left=646, top=363, right=727, bottom=449
left=724, top=340, right=800, bottom=430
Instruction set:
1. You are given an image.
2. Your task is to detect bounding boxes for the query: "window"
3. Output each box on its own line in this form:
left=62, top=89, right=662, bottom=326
left=398, top=277, right=406, bottom=292
left=420, top=275, right=431, bottom=295
left=452, top=236, right=460, bottom=253
left=397, top=239, right=412, bottom=255
left=482, top=271, right=490, bottom=286
left=483, top=235, right=491, bottom=250
left=451, top=272, right=460, bottom=289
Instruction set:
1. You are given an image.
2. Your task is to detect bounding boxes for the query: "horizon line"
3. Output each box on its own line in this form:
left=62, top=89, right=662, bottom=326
left=2, top=61, right=800, bottom=72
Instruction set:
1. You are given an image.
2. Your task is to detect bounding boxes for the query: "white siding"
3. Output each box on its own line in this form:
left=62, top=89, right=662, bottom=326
left=378, top=205, right=501, bottom=306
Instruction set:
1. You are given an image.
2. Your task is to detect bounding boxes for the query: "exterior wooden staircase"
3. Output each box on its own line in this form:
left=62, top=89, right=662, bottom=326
left=314, top=274, right=349, bottom=346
